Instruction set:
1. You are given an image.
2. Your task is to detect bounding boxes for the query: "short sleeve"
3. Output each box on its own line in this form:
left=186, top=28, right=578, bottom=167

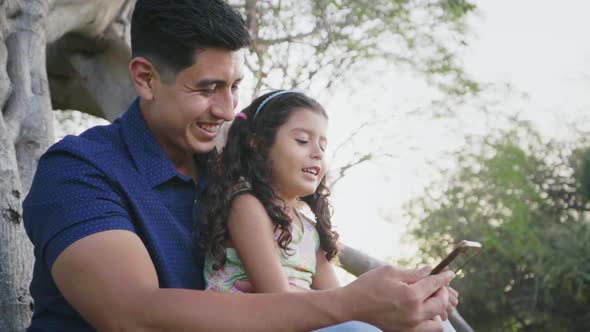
left=23, top=150, right=136, bottom=269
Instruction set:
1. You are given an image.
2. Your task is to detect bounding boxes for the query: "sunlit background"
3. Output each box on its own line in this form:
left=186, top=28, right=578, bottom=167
left=53, top=1, right=590, bottom=330
left=328, top=0, right=590, bottom=263
left=58, top=0, right=590, bottom=261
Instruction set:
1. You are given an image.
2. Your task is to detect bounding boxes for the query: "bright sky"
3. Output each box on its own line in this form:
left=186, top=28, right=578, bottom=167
left=326, top=0, right=590, bottom=265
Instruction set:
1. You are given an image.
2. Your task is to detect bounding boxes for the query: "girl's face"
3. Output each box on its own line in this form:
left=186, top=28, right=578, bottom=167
left=267, top=108, right=328, bottom=203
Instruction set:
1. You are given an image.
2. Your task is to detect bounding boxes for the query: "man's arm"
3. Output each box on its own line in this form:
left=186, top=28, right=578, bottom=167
left=52, top=230, right=340, bottom=331
left=52, top=229, right=454, bottom=332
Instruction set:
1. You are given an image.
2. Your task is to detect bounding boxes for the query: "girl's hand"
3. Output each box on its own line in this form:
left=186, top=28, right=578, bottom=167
left=289, top=284, right=312, bottom=292
left=233, top=279, right=255, bottom=293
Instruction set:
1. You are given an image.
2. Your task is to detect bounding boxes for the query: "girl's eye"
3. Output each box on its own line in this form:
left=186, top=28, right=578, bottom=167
left=295, top=139, right=308, bottom=145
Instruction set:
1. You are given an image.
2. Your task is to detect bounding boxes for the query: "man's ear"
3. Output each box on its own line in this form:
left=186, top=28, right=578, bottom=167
left=129, top=57, right=158, bottom=100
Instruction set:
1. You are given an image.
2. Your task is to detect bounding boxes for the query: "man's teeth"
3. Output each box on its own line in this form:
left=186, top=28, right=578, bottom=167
left=303, top=168, right=318, bottom=175
left=197, top=123, right=220, bottom=133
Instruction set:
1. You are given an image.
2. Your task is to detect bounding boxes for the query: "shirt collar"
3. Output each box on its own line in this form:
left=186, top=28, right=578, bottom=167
left=119, top=98, right=196, bottom=188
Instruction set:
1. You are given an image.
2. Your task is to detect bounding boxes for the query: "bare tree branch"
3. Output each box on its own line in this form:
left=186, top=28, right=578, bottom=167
left=258, top=27, right=320, bottom=45
left=329, top=152, right=394, bottom=188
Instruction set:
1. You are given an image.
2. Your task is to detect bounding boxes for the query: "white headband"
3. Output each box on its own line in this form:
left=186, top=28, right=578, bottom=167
left=253, top=90, right=302, bottom=120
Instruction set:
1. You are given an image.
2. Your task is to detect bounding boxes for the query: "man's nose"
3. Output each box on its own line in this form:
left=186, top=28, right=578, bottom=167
left=212, top=89, right=236, bottom=121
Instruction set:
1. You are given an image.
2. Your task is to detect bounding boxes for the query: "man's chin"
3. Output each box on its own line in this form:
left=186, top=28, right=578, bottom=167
left=191, top=141, right=217, bottom=154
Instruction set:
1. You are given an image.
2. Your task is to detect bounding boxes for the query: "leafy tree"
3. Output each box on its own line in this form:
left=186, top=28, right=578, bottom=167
left=406, top=122, right=590, bottom=331
left=234, top=0, right=478, bottom=95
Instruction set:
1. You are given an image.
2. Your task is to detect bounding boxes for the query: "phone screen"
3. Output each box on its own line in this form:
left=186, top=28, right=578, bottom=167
left=430, top=240, right=482, bottom=275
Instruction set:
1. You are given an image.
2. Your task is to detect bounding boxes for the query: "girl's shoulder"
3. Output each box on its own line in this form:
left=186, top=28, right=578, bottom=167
left=230, top=192, right=264, bottom=211
left=227, top=193, right=275, bottom=232
left=226, top=178, right=264, bottom=212
left=227, top=177, right=252, bottom=201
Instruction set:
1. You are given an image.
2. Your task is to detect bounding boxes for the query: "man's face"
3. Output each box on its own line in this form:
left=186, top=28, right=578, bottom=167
left=147, top=48, right=242, bottom=157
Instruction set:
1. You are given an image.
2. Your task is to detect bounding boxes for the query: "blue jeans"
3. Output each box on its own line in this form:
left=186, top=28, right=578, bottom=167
left=313, top=321, right=381, bottom=331
left=313, top=320, right=456, bottom=332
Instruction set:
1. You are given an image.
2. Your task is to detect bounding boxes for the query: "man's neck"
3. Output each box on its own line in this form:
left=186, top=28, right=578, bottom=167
left=139, top=99, right=199, bottom=181
left=175, top=158, right=198, bottom=180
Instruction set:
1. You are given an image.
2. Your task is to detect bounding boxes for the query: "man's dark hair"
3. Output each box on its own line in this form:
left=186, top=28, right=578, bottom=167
left=131, top=0, right=251, bottom=80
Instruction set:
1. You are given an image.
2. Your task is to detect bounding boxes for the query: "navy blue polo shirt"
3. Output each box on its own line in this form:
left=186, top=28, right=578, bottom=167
left=23, top=98, right=208, bottom=331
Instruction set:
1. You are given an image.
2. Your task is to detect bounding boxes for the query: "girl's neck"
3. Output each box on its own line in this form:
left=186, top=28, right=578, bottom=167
left=274, top=192, right=297, bottom=212
left=272, top=194, right=297, bottom=217
left=273, top=196, right=305, bottom=232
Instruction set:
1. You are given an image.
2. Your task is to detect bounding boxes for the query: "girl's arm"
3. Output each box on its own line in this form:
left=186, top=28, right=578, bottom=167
left=310, top=249, right=341, bottom=290
left=227, top=193, right=291, bottom=293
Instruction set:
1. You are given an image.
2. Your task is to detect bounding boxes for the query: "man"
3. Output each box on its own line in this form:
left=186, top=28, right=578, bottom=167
left=23, top=0, right=455, bottom=331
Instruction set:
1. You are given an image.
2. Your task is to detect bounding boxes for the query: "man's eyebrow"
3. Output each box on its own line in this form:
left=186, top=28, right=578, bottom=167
left=194, top=79, right=226, bottom=87
left=195, top=77, right=243, bottom=87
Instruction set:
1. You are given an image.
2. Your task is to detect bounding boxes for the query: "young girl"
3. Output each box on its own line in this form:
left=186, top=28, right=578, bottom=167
left=203, top=90, right=341, bottom=293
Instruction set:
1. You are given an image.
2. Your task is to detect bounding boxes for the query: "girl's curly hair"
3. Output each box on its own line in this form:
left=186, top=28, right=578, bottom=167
left=202, top=90, right=340, bottom=270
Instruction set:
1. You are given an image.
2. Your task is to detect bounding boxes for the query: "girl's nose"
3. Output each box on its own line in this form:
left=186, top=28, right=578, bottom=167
left=311, top=145, right=324, bottom=160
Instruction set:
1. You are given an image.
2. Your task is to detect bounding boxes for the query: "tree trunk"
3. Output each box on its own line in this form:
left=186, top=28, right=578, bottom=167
left=1, top=0, right=52, bottom=329
left=46, top=0, right=134, bottom=122
left=0, top=0, right=129, bottom=329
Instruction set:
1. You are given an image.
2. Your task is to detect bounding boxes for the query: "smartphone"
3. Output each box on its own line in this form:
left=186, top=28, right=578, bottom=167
left=430, top=240, right=482, bottom=275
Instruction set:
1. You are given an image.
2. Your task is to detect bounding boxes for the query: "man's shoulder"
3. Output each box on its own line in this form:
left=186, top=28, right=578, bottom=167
left=25, top=121, right=136, bottom=207
left=44, top=122, right=130, bottom=173
left=54, top=122, right=117, bottom=150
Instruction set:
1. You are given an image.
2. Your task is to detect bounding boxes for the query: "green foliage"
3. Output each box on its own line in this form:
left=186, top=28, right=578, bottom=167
left=406, top=123, right=590, bottom=331
left=577, top=148, right=590, bottom=201
left=231, top=0, right=478, bottom=96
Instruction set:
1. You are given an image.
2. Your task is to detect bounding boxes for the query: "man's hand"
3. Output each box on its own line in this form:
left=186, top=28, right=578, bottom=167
left=339, top=265, right=455, bottom=332
left=447, top=287, right=459, bottom=317
left=404, top=318, right=445, bottom=332
left=409, top=268, right=459, bottom=321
